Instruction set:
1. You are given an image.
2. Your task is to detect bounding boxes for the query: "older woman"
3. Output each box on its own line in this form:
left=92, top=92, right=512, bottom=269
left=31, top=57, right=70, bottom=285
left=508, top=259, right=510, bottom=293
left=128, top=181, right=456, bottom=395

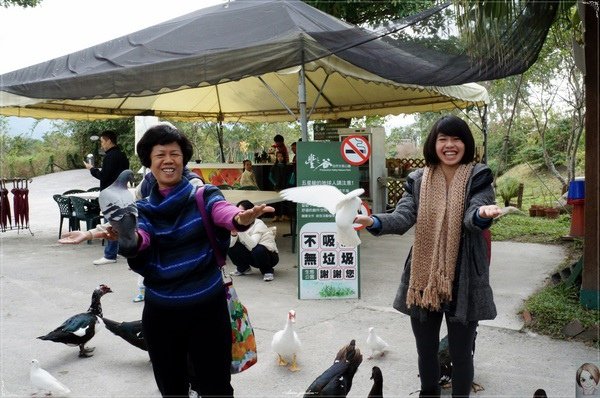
left=122, top=124, right=273, bottom=397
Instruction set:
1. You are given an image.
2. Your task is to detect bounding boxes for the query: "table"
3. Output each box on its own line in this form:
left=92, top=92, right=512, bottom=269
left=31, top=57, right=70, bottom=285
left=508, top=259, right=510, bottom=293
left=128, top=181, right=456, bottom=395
left=65, top=188, right=283, bottom=205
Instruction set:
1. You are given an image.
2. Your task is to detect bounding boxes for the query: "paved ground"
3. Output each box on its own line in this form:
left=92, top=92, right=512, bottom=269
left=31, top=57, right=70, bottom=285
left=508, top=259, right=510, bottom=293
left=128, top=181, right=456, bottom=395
left=0, top=169, right=597, bottom=397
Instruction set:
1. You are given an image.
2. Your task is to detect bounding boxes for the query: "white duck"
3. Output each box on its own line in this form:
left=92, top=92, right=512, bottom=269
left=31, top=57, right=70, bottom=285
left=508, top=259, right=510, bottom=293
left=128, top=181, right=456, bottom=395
left=271, top=309, right=301, bottom=371
left=366, top=326, right=389, bottom=359
left=30, top=359, right=71, bottom=396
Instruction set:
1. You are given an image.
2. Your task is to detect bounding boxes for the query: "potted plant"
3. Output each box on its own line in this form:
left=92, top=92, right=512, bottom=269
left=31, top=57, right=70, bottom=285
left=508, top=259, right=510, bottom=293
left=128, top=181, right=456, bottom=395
left=545, top=207, right=560, bottom=219
left=498, top=177, right=520, bottom=207
left=529, top=204, right=539, bottom=217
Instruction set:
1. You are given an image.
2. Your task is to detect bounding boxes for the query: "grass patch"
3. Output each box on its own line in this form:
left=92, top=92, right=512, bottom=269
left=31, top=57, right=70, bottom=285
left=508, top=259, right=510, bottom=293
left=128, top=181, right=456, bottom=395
left=523, top=283, right=599, bottom=340
left=319, top=285, right=355, bottom=298
left=490, top=213, right=571, bottom=244
left=489, top=185, right=596, bottom=342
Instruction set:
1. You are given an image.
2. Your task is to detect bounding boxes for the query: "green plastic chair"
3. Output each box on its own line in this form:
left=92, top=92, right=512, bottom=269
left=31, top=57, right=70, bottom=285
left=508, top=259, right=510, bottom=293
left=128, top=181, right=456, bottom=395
left=69, top=196, right=102, bottom=244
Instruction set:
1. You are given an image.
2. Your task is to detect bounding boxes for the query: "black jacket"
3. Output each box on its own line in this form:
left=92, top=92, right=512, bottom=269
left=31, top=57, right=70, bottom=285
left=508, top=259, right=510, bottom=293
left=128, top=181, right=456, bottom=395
left=90, top=146, right=129, bottom=190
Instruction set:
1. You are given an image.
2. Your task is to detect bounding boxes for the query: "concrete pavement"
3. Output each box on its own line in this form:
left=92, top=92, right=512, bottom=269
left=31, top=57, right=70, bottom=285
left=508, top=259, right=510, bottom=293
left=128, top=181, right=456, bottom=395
left=0, top=169, right=596, bottom=397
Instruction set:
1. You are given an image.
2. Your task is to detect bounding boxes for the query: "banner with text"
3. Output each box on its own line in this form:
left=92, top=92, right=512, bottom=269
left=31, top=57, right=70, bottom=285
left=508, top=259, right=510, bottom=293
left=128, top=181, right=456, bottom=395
left=296, top=141, right=360, bottom=300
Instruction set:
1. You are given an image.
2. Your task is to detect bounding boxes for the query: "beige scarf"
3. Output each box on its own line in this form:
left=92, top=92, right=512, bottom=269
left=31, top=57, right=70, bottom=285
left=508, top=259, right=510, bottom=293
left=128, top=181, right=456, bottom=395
left=407, top=163, right=474, bottom=311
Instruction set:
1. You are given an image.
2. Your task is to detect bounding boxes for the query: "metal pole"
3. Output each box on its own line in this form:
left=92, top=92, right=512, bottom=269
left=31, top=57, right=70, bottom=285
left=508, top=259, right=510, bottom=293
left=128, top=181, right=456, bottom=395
left=298, top=64, right=308, bottom=142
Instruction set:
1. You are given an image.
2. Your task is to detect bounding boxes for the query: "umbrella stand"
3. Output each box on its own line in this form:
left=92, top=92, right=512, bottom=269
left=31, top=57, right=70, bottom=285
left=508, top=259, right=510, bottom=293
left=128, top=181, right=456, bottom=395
left=0, top=178, right=33, bottom=236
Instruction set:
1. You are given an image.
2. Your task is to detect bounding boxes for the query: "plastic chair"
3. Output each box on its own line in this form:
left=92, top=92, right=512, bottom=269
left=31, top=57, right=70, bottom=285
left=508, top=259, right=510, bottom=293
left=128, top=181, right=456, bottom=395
left=52, top=194, right=79, bottom=239
left=70, top=196, right=102, bottom=244
left=217, top=184, right=234, bottom=190
left=86, top=187, right=101, bottom=192
left=63, top=189, right=85, bottom=195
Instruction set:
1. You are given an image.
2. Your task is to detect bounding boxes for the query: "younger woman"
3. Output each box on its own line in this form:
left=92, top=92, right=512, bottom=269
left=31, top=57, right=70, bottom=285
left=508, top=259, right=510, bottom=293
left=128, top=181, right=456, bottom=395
left=355, top=115, right=502, bottom=397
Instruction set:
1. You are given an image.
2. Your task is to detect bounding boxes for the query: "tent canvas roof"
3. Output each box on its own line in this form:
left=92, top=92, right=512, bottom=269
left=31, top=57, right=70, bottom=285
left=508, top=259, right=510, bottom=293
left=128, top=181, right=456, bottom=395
left=0, top=0, right=490, bottom=122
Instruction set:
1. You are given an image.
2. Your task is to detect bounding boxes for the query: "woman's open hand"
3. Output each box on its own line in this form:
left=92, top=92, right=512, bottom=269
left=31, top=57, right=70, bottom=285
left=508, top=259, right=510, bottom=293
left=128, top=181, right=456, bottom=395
left=478, top=205, right=502, bottom=219
left=58, top=230, right=89, bottom=244
left=354, top=215, right=374, bottom=228
left=236, top=204, right=275, bottom=226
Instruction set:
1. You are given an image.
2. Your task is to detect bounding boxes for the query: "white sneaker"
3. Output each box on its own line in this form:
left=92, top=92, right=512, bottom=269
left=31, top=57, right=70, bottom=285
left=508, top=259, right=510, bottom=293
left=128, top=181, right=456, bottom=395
left=230, top=268, right=252, bottom=276
left=263, top=273, right=274, bottom=282
left=93, top=257, right=117, bottom=265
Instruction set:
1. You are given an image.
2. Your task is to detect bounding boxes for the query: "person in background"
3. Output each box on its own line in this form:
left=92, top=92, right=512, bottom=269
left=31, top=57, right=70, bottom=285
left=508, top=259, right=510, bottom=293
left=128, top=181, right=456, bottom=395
left=290, top=141, right=297, bottom=165
left=272, top=133, right=289, bottom=164
left=239, top=159, right=259, bottom=189
left=83, top=130, right=129, bottom=266
left=269, top=151, right=291, bottom=221
left=354, top=115, right=502, bottom=398
left=228, top=200, right=279, bottom=281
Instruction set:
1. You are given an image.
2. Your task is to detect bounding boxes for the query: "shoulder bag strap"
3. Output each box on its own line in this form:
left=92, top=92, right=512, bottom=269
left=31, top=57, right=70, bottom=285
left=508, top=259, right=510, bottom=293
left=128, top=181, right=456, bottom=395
left=195, top=186, right=226, bottom=268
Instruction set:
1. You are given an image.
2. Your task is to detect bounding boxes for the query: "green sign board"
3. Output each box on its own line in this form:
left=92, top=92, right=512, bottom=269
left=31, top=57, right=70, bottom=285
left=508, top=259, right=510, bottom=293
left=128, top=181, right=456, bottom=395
left=295, top=141, right=360, bottom=299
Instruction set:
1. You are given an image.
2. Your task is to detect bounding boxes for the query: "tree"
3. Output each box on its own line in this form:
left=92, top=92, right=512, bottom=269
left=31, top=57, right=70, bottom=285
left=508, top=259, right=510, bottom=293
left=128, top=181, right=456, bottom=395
left=305, top=1, right=434, bottom=25
left=1, top=0, right=41, bottom=7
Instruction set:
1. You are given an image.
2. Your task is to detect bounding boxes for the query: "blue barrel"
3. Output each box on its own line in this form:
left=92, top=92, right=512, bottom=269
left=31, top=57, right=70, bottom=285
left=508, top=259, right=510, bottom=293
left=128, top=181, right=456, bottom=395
left=567, top=180, right=585, bottom=200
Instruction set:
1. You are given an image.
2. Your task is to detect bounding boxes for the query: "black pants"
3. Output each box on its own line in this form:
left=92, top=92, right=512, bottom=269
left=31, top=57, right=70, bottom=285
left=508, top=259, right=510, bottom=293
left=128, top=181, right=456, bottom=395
left=142, top=289, right=233, bottom=397
left=228, top=241, right=279, bottom=274
left=410, top=312, right=478, bottom=398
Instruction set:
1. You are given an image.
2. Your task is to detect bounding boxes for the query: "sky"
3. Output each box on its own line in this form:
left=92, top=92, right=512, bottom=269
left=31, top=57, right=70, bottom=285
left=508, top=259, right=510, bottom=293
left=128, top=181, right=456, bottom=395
left=0, top=0, right=413, bottom=138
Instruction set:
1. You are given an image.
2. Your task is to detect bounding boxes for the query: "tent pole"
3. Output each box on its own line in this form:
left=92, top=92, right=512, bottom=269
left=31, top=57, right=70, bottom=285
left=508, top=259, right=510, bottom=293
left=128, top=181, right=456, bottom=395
left=298, top=64, right=308, bottom=142
left=480, top=104, right=488, bottom=164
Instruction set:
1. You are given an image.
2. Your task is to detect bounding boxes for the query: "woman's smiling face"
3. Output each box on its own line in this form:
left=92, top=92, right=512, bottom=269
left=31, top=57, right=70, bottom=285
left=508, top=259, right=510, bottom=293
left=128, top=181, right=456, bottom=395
left=150, top=142, right=184, bottom=189
left=435, top=133, right=465, bottom=168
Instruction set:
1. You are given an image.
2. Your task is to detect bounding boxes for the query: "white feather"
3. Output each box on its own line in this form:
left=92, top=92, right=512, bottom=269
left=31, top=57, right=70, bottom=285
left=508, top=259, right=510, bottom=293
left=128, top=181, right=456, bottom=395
left=366, top=327, right=389, bottom=359
left=30, top=359, right=71, bottom=396
left=280, top=186, right=364, bottom=247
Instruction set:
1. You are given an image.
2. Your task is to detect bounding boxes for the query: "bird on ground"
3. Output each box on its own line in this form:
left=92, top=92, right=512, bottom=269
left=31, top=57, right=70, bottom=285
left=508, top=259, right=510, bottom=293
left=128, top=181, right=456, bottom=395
left=38, top=284, right=112, bottom=358
left=101, top=318, right=147, bottom=351
left=271, top=309, right=301, bottom=371
left=368, top=366, right=384, bottom=398
left=279, top=186, right=364, bottom=247
left=98, top=169, right=137, bottom=256
left=366, top=327, right=389, bottom=359
left=303, top=339, right=363, bottom=397
left=30, top=359, right=71, bottom=396
left=533, top=389, right=548, bottom=398
left=438, top=333, right=484, bottom=392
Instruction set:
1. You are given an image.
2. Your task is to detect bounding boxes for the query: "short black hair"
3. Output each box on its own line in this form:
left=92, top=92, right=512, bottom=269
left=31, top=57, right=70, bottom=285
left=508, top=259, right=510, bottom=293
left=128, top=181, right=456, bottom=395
left=273, top=134, right=284, bottom=143
left=100, top=130, right=118, bottom=145
left=236, top=200, right=254, bottom=210
left=136, top=124, right=193, bottom=168
left=422, top=115, right=475, bottom=165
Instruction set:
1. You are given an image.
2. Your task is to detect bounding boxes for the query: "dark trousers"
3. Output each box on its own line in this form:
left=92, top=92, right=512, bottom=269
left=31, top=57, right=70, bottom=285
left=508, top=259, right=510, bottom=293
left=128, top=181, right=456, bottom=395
left=410, top=312, right=478, bottom=398
left=228, top=241, right=279, bottom=274
left=142, top=289, right=233, bottom=397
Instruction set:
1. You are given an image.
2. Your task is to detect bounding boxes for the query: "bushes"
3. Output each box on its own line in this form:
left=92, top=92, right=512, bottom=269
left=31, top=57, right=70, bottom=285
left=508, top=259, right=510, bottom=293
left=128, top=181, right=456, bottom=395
left=497, top=176, right=520, bottom=206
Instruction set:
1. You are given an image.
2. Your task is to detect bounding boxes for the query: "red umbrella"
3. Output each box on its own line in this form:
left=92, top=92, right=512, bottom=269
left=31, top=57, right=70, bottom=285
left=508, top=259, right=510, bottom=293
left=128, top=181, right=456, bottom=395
left=0, top=180, right=12, bottom=231
left=11, top=179, right=29, bottom=229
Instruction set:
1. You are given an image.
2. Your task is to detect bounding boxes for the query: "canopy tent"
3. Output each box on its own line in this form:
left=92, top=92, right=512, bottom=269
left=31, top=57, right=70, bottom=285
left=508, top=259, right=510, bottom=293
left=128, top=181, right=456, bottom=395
left=0, top=0, right=491, bottom=135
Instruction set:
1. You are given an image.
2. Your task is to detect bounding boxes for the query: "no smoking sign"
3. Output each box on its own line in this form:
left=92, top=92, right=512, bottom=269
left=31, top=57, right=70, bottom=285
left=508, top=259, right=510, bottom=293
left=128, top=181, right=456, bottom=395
left=340, top=135, right=371, bottom=166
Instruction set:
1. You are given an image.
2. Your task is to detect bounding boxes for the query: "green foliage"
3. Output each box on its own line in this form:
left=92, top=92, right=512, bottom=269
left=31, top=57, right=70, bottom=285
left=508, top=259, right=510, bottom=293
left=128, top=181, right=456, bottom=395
left=490, top=213, right=570, bottom=244
left=0, top=0, right=41, bottom=7
left=496, top=176, right=520, bottom=206
left=305, top=0, right=434, bottom=25
left=60, top=119, right=136, bottom=170
left=524, top=283, right=599, bottom=339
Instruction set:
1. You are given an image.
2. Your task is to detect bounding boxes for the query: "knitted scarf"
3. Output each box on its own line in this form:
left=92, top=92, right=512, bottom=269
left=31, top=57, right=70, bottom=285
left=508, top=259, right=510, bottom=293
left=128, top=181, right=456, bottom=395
left=407, top=163, right=474, bottom=311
